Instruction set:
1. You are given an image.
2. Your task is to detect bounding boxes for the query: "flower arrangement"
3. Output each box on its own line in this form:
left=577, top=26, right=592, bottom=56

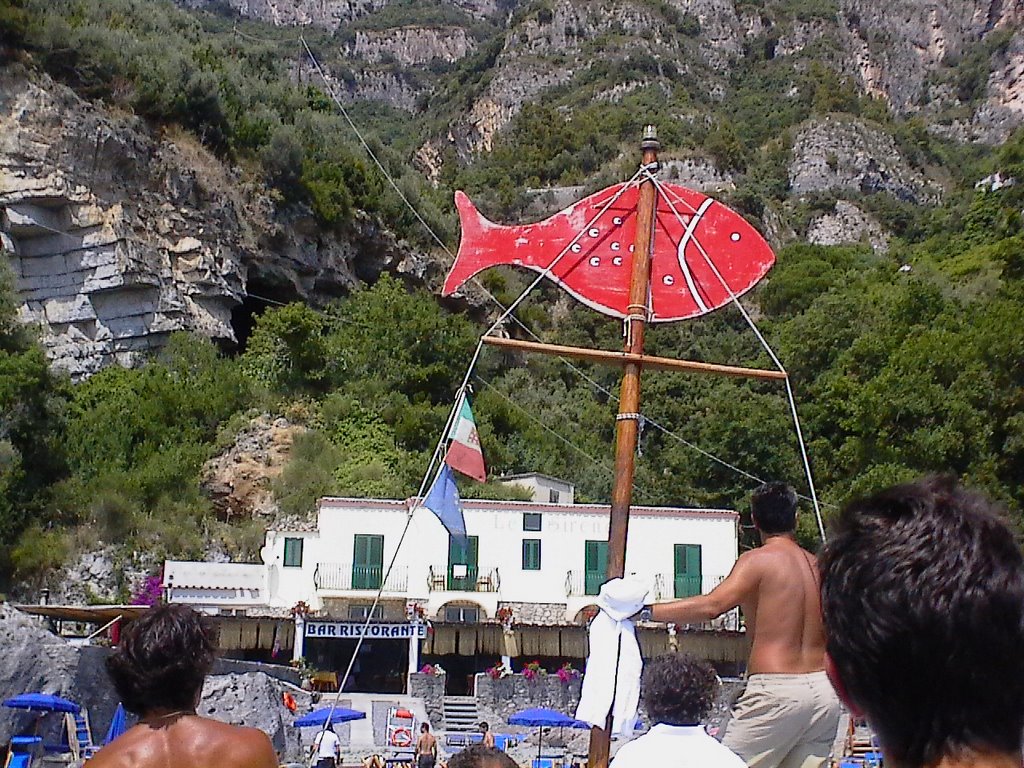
left=523, top=660, right=547, bottom=681
left=495, top=606, right=515, bottom=630
left=556, top=662, right=580, bottom=683
left=407, top=602, right=427, bottom=621
left=486, top=662, right=513, bottom=679
left=290, top=600, right=311, bottom=616
left=419, top=664, right=446, bottom=676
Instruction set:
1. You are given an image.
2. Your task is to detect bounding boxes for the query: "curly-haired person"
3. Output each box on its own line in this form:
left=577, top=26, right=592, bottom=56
left=86, top=604, right=277, bottom=768
left=611, top=653, right=746, bottom=768
left=820, top=476, right=1024, bottom=768
left=446, top=745, right=516, bottom=768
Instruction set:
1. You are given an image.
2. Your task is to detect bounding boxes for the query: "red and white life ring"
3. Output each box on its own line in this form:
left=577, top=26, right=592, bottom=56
left=390, top=727, right=413, bottom=747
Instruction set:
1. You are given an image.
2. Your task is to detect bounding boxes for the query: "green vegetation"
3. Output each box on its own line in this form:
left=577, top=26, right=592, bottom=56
left=1, top=0, right=1022, bottom=588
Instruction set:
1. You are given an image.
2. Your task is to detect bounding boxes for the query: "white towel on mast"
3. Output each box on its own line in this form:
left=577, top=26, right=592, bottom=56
left=575, top=576, right=650, bottom=737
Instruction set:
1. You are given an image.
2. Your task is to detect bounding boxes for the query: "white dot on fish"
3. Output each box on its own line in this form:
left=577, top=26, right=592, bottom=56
left=571, top=243, right=582, bottom=253
left=612, top=257, right=622, bottom=266
left=589, top=257, right=601, bottom=267
left=731, top=233, right=741, bottom=242
left=613, top=217, right=623, bottom=226
left=663, top=275, right=675, bottom=286
left=629, top=244, right=635, bottom=252
left=610, top=242, right=620, bottom=251
left=588, top=228, right=600, bottom=237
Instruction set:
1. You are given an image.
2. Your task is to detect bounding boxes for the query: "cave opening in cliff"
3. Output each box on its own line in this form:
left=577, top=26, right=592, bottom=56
left=229, top=278, right=300, bottom=354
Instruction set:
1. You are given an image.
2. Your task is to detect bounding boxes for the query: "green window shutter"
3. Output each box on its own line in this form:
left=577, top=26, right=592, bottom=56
left=447, top=535, right=479, bottom=589
left=674, top=544, right=702, bottom=598
left=353, top=534, right=384, bottom=589
left=522, top=539, right=541, bottom=570
left=584, top=540, right=608, bottom=596
left=283, top=538, right=303, bottom=567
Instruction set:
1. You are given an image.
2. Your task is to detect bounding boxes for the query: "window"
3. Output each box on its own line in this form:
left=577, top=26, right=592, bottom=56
left=548, top=489, right=560, bottom=503
left=674, top=544, right=703, bottom=598
left=523, top=512, right=542, bottom=531
left=522, top=539, right=541, bottom=570
left=348, top=604, right=383, bottom=621
left=283, top=537, right=303, bottom=568
left=444, top=605, right=479, bottom=623
left=447, top=535, right=479, bottom=590
left=353, top=534, right=384, bottom=589
left=584, top=540, right=608, bottom=596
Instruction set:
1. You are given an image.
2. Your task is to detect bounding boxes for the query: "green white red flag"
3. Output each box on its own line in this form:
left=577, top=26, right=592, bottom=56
left=445, top=395, right=486, bottom=482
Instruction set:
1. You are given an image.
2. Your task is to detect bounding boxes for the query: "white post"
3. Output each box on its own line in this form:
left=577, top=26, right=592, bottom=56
left=293, top=613, right=305, bottom=663
left=407, top=622, right=421, bottom=693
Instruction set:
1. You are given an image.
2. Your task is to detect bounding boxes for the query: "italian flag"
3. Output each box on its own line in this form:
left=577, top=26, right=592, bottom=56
left=445, top=395, right=487, bottom=482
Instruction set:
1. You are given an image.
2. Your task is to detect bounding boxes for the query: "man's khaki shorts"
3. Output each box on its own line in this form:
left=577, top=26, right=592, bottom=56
left=721, top=671, right=841, bottom=768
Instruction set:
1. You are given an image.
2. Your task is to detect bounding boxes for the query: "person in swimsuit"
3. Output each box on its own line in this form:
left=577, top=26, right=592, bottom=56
left=415, top=722, right=437, bottom=768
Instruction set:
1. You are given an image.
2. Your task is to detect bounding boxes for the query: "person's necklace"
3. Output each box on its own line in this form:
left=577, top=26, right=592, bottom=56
left=144, top=710, right=196, bottom=723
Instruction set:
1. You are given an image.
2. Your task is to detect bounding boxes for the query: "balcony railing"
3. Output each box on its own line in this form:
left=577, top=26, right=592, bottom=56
left=427, top=565, right=500, bottom=592
left=313, top=563, right=408, bottom=592
left=566, top=572, right=727, bottom=600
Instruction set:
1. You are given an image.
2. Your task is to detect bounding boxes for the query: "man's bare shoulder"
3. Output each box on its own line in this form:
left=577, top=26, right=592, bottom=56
left=86, top=718, right=277, bottom=768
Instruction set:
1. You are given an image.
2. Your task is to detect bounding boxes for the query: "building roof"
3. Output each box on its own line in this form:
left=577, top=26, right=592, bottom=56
left=315, top=496, right=737, bottom=520
left=164, top=560, right=265, bottom=590
left=16, top=604, right=151, bottom=624
left=497, top=472, right=575, bottom=488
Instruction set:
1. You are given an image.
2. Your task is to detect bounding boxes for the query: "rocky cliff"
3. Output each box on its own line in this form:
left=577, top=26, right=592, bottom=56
left=0, top=65, right=436, bottom=378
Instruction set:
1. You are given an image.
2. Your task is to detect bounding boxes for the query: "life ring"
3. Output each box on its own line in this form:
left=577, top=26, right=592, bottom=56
left=390, top=727, right=413, bottom=747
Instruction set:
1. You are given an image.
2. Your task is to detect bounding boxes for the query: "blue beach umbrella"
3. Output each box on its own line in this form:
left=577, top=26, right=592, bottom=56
left=103, top=703, right=128, bottom=745
left=293, top=706, right=366, bottom=728
left=508, top=707, right=589, bottom=762
left=2, top=694, right=81, bottom=714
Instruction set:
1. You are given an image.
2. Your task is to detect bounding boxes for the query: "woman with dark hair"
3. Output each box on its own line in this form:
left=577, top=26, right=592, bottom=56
left=611, top=653, right=745, bottom=768
left=86, top=604, right=277, bottom=768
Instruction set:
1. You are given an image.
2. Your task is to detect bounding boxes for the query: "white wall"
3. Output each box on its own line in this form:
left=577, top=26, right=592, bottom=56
left=260, top=498, right=737, bottom=619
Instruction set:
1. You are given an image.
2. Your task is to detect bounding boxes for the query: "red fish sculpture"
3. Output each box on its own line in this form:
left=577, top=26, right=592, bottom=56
left=442, top=181, right=775, bottom=322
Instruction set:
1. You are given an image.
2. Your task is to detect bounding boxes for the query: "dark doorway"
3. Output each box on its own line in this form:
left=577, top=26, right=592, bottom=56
left=305, top=637, right=408, bottom=693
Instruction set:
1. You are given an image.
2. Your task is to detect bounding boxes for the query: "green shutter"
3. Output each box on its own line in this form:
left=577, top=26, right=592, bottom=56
left=674, top=544, right=702, bottom=598
left=353, top=534, right=383, bottom=589
left=522, top=539, right=541, bottom=570
left=283, top=538, right=303, bottom=567
left=584, top=540, right=608, bottom=595
left=448, top=535, right=479, bottom=589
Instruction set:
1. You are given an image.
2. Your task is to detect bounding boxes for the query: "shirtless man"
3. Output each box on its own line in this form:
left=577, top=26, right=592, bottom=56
left=647, top=482, right=840, bottom=768
left=86, top=604, right=277, bottom=768
left=415, top=722, right=437, bottom=768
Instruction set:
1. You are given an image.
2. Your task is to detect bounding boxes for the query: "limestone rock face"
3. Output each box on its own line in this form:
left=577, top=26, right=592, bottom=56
left=807, top=200, right=890, bottom=253
left=789, top=117, right=939, bottom=204
left=0, top=66, right=436, bottom=378
left=0, top=69, right=246, bottom=379
left=345, top=27, right=476, bottom=66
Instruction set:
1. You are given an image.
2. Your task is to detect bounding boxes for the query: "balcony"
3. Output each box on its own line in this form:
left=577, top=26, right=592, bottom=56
left=427, top=565, right=500, bottom=593
left=313, top=563, right=408, bottom=593
left=565, top=572, right=726, bottom=600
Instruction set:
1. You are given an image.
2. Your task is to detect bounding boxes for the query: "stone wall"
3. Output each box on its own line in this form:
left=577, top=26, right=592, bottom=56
left=408, top=672, right=445, bottom=727
left=474, top=673, right=583, bottom=731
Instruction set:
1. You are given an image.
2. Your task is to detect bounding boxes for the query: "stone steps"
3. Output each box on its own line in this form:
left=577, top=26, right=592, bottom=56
left=443, top=696, right=479, bottom=732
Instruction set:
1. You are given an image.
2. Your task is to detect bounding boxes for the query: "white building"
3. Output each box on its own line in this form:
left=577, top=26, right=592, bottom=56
left=165, top=484, right=743, bottom=694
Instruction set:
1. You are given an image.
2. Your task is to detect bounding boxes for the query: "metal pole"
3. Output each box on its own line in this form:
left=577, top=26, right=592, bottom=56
left=587, top=126, right=660, bottom=768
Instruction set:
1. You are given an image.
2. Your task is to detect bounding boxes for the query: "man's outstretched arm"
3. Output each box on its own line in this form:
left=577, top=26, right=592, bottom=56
left=650, top=553, right=758, bottom=625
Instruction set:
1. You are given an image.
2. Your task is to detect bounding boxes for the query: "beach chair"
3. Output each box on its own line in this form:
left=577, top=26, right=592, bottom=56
left=4, top=736, right=41, bottom=768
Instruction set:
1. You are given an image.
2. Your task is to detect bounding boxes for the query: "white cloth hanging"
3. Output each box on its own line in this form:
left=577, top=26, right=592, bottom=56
left=575, top=576, right=650, bottom=737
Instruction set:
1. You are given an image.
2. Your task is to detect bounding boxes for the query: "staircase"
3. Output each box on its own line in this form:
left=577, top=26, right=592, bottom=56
left=442, top=696, right=479, bottom=732
left=68, top=710, right=98, bottom=760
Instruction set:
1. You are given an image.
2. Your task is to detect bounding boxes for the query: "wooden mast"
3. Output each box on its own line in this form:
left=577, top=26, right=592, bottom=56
left=586, top=125, right=661, bottom=768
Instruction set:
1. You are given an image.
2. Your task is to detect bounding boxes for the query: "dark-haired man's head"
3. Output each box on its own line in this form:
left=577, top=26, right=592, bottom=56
left=420, top=722, right=429, bottom=733
left=479, top=721, right=488, bottom=732
left=641, top=652, right=717, bottom=726
left=820, top=476, right=1024, bottom=767
left=106, top=604, right=216, bottom=715
left=750, top=482, right=797, bottom=535
left=447, top=745, right=517, bottom=768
